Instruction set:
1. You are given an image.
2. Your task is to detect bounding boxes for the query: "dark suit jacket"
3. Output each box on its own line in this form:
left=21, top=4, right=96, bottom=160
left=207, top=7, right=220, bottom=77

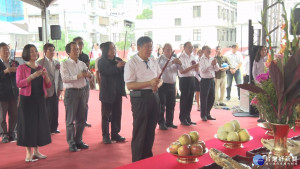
left=98, top=56, right=126, bottom=103
left=0, top=60, right=19, bottom=101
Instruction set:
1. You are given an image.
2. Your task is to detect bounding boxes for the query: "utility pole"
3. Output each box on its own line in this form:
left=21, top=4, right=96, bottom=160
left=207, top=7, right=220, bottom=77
left=262, top=0, right=267, bottom=46
left=64, top=9, right=68, bottom=45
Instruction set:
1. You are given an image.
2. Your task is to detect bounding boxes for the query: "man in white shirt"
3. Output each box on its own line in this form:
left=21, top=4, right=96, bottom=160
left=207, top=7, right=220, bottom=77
left=178, top=42, right=199, bottom=126
left=224, top=44, right=242, bottom=100
left=61, top=42, right=92, bottom=152
left=199, top=46, right=219, bottom=121
left=124, top=36, right=162, bottom=162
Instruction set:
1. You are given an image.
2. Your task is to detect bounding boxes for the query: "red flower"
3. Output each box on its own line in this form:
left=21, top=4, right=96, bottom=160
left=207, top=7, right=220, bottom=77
left=266, top=39, right=269, bottom=42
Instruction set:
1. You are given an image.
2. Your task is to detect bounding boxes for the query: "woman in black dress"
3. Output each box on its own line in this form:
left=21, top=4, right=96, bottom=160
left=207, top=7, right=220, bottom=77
left=16, top=44, right=51, bottom=162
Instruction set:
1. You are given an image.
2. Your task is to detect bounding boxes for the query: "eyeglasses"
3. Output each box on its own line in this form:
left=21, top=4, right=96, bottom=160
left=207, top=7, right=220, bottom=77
left=142, top=45, right=153, bottom=50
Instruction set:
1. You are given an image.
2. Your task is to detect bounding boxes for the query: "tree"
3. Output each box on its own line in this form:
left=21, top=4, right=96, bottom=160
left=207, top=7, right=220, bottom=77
left=136, top=8, right=153, bottom=19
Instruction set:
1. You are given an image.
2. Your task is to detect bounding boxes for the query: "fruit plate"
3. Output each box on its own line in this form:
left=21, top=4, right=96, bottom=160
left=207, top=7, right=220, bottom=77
left=214, top=134, right=253, bottom=149
left=167, top=148, right=208, bottom=164
left=257, top=122, right=273, bottom=136
left=199, top=155, right=253, bottom=169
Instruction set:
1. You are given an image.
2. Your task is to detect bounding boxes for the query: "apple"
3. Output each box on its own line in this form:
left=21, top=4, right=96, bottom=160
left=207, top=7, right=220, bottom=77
left=189, top=131, right=199, bottom=143
left=190, top=143, right=203, bottom=155
left=169, top=142, right=181, bottom=154
left=177, top=145, right=191, bottom=156
left=198, top=140, right=206, bottom=153
left=178, top=134, right=192, bottom=145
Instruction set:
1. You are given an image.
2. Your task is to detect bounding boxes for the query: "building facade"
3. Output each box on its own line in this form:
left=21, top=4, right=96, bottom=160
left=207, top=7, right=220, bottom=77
left=0, top=0, right=24, bottom=22
left=134, top=0, right=237, bottom=49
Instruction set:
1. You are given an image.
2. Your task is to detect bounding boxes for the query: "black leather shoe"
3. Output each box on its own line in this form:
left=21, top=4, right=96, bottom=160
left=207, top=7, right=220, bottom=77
left=85, top=123, right=92, bottom=127
left=2, top=135, right=9, bottom=143
left=111, top=135, right=126, bottom=142
left=159, top=124, right=168, bottom=130
left=180, top=120, right=190, bottom=126
left=188, top=121, right=197, bottom=125
left=166, top=124, right=178, bottom=129
left=103, top=137, right=112, bottom=144
left=76, top=142, right=89, bottom=149
left=51, top=130, right=60, bottom=134
left=201, top=116, right=207, bottom=121
left=69, top=144, right=78, bottom=152
left=207, top=116, right=216, bottom=120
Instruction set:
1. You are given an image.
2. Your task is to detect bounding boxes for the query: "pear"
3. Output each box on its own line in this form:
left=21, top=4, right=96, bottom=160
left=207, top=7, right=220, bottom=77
left=231, top=120, right=240, bottom=131
left=238, top=129, right=250, bottom=141
left=217, top=130, right=228, bottom=141
left=227, top=131, right=239, bottom=141
left=223, top=122, right=235, bottom=133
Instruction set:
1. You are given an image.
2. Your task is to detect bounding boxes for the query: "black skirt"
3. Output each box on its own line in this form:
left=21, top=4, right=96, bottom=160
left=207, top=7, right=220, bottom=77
left=17, top=95, right=51, bottom=147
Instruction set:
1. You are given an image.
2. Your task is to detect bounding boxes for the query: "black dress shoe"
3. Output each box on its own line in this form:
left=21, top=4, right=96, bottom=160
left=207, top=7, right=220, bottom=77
left=85, top=123, right=92, bottom=127
left=180, top=120, right=190, bottom=126
left=207, top=116, right=216, bottom=120
left=103, top=137, right=112, bottom=144
left=51, top=130, right=60, bottom=134
left=159, top=124, right=168, bottom=130
left=111, top=135, right=126, bottom=142
left=76, top=142, right=89, bottom=149
left=69, top=144, right=78, bottom=152
left=166, top=124, right=178, bottom=129
left=201, top=116, right=207, bottom=121
left=188, top=121, right=197, bottom=125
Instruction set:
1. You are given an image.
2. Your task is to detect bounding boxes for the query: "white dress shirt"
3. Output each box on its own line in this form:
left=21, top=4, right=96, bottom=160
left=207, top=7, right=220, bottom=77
left=199, top=55, right=219, bottom=78
left=124, top=54, right=161, bottom=90
left=60, top=58, right=88, bottom=89
left=224, top=51, right=242, bottom=69
left=157, top=55, right=182, bottom=84
left=178, top=51, right=196, bottom=77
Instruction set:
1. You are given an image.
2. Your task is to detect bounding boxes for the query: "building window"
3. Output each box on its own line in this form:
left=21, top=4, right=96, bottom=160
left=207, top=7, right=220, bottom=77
left=144, top=31, right=152, bottom=38
left=175, top=35, right=181, bottom=41
left=231, top=11, right=234, bottom=23
left=222, top=8, right=226, bottom=20
left=227, top=9, right=230, bottom=21
left=175, top=18, right=181, bottom=26
left=193, top=29, right=201, bottom=41
left=193, top=6, right=201, bottom=18
left=218, top=6, right=222, bottom=18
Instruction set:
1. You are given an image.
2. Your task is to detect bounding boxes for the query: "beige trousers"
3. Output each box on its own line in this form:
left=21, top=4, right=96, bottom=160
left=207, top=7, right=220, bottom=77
left=215, top=76, right=226, bottom=103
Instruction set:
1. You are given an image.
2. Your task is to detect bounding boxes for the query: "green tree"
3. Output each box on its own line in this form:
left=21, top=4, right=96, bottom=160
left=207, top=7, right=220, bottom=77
left=115, top=24, right=135, bottom=51
left=136, top=8, right=153, bottom=19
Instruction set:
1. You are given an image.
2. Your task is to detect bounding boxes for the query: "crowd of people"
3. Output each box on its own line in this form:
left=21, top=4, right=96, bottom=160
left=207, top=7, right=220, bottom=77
left=0, top=35, right=267, bottom=163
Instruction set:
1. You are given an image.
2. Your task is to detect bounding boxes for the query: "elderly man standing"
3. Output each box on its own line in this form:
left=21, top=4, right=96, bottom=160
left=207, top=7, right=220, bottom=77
left=178, top=42, right=199, bottom=126
left=199, top=46, right=219, bottom=121
left=124, top=36, right=162, bottom=162
left=225, top=44, right=242, bottom=100
left=61, top=42, right=91, bottom=152
left=37, top=43, right=63, bottom=134
left=0, top=42, right=19, bottom=143
left=157, top=43, right=182, bottom=130
left=73, top=37, right=92, bottom=127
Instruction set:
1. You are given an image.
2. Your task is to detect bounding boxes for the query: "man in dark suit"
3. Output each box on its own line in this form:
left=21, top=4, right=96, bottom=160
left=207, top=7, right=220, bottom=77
left=37, top=43, right=63, bottom=134
left=98, top=42, right=126, bottom=144
left=0, top=42, right=19, bottom=143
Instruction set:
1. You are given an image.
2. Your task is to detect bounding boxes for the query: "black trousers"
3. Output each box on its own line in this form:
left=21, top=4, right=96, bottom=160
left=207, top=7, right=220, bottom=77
left=243, top=75, right=250, bottom=84
left=45, top=93, right=59, bottom=132
left=101, top=95, right=122, bottom=138
left=179, top=77, right=195, bottom=123
left=200, top=78, right=215, bottom=118
left=130, top=90, right=159, bottom=162
left=158, top=83, right=176, bottom=126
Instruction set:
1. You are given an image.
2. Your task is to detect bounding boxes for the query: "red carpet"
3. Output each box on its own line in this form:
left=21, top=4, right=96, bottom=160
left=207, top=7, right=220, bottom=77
left=0, top=90, right=259, bottom=169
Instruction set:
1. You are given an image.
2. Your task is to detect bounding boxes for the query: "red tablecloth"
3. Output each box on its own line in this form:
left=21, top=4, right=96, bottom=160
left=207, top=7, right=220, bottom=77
left=116, top=126, right=300, bottom=169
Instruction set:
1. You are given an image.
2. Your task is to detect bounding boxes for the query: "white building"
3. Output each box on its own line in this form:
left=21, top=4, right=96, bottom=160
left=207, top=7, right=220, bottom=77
left=134, top=0, right=237, bottom=49
left=24, top=0, right=112, bottom=45
left=236, top=0, right=299, bottom=50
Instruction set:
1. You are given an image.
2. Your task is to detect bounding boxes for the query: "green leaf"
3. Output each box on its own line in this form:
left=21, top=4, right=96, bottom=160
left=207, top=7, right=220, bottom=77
left=269, top=61, right=284, bottom=103
left=237, top=84, right=267, bottom=94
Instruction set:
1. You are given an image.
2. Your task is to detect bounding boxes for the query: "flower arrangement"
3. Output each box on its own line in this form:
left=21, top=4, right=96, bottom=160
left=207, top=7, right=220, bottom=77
left=238, top=1, right=300, bottom=127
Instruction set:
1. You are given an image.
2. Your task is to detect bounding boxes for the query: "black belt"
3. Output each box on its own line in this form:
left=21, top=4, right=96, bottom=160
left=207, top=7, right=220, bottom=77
left=201, top=78, right=214, bottom=80
left=66, top=87, right=85, bottom=91
left=130, top=89, right=155, bottom=97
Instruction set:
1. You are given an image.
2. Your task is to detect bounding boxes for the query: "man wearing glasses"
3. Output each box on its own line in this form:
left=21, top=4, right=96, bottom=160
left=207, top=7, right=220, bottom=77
left=73, top=37, right=92, bottom=127
left=178, top=42, right=199, bottom=126
left=124, top=36, right=162, bottom=162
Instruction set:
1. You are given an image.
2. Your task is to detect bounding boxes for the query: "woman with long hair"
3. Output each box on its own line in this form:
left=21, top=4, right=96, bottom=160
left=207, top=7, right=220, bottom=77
left=97, top=42, right=126, bottom=144
left=16, top=44, right=51, bottom=162
left=252, top=46, right=267, bottom=122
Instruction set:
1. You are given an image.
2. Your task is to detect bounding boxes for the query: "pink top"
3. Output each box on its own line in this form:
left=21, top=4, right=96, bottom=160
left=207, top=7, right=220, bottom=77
left=16, top=64, right=51, bottom=97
